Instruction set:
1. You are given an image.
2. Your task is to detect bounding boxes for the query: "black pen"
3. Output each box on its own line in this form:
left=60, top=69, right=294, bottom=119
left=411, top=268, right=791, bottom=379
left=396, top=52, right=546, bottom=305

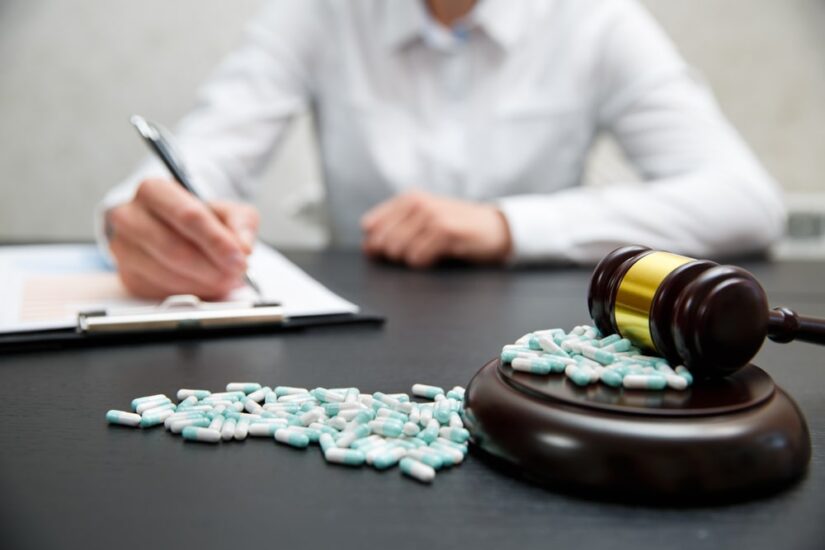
left=129, top=114, right=262, bottom=297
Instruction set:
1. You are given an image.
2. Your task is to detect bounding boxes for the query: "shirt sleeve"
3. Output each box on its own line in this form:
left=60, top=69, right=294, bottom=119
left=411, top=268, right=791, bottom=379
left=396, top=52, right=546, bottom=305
left=497, top=0, right=785, bottom=264
left=96, top=0, right=324, bottom=261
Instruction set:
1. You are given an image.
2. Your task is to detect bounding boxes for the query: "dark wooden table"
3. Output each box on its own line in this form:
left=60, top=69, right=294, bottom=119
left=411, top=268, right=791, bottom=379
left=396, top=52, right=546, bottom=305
left=1, top=250, right=823, bottom=550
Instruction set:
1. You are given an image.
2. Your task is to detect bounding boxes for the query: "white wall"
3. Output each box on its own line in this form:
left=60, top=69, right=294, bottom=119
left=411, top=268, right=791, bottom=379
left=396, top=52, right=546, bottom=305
left=1, top=0, right=823, bottom=247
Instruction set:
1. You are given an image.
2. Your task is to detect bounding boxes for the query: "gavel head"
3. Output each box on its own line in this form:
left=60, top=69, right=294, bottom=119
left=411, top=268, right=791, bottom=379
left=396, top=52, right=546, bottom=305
left=588, top=246, right=770, bottom=379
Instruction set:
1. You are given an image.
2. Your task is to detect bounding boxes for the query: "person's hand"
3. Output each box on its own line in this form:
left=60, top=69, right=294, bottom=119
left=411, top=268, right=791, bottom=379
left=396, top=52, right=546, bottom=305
left=105, top=178, right=260, bottom=300
left=360, top=190, right=513, bottom=268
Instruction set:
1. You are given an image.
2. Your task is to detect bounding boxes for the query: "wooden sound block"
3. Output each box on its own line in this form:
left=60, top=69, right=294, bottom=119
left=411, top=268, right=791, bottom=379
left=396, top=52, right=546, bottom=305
left=463, top=359, right=811, bottom=502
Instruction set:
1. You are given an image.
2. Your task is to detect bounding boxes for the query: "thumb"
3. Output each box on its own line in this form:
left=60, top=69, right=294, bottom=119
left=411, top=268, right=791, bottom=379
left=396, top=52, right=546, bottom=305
left=211, top=201, right=259, bottom=254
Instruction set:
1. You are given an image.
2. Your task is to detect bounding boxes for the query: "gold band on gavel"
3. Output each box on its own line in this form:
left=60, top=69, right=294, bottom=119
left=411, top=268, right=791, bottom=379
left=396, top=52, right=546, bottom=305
left=614, top=251, right=693, bottom=350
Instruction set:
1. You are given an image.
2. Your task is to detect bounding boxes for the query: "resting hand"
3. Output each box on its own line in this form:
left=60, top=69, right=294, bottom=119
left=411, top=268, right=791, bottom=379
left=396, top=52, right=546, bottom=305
left=360, top=190, right=512, bottom=268
left=105, top=178, right=260, bottom=299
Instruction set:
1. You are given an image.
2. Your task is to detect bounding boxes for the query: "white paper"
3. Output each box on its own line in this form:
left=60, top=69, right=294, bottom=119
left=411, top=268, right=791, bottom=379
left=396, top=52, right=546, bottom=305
left=0, top=243, right=359, bottom=334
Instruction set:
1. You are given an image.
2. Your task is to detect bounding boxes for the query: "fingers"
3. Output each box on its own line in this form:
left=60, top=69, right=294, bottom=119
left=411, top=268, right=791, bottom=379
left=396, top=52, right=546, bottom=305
left=404, top=228, right=448, bottom=268
left=133, top=179, right=247, bottom=274
left=360, top=191, right=513, bottom=268
left=212, top=201, right=260, bottom=254
left=361, top=193, right=406, bottom=233
left=380, top=208, right=431, bottom=262
left=110, top=235, right=239, bottom=300
left=108, top=203, right=237, bottom=291
left=362, top=191, right=426, bottom=257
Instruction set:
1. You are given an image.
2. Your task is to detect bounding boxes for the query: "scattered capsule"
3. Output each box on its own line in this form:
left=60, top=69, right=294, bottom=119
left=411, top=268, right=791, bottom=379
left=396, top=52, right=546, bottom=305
left=313, top=388, right=347, bottom=403
left=176, top=395, right=199, bottom=409
left=406, top=449, right=444, bottom=470
left=324, top=448, right=366, bottom=466
left=600, top=369, right=624, bottom=388
left=430, top=442, right=464, bottom=464
left=140, top=408, right=175, bottom=428
left=277, top=393, right=317, bottom=404
left=368, top=419, right=404, bottom=438
left=537, top=334, right=568, bottom=356
left=327, top=416, right=348, bottom=431
left=433, top=400, right=452, bottom=424
left=246, top=386, right=271, bottom=403
left=319, top=433, right=336, bottom=453
left=439, top=427, right=470, bottom=444
left=221, top=418, right=237, bottom=441
left=226, top=382, right=262, bottom=394
left=176, top=389, right=211, bottom=400
left=323, top=402, right=362, bottom=416
left=106, top=410, right=141, bottom=427
left=243, top=399, right=264, bottom=415
left=402, top=422, right=421, bottom=437
left=623, top=374, right=668, bottom=390
left=130, top=394, right=167, bottom=411
left=446, top=387, right=465, bottom=401
left=274, top=428, right=309, bottom=448
left=135, top=397, right=172, bottom=414
left=299, top=407, right=324, bottom=426
left=665, top=374, right=688, bottom=390
left=208, top=415, right=225, bottom=432
left=564, top=365, right=593, bottom=386
left=275, top=386, right=309, bottom=397
left=417, top=424, right=439, bottom=444
left=603, top=338, right=633, bottom=353
left=182, top=426, right=221, bottom=443
left=336, top=425, right=370, bottom=448
left=400, top=457, right=436, bottom=483
left=579, top=345, right=615, bottom=365
left=372, top=446, right=407, bottom=470
left=675, top=365, right=694, bottom=385
left=248, top=423, right=285, bottom=437
left=170, top=416, right=210, bottom=433
left=375, top=408, right=407, bottom=422
left=351, top=435, right=383, bottom=450
left=510, top=357, right=553, bottom=374
left=411, top=384, right=444, bottom=400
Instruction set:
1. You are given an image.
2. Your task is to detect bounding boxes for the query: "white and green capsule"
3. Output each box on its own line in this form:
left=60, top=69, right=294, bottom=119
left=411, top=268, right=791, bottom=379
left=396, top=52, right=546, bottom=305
left=400, top=457, right=436, bottom=483
left=372, top=447, right=407, bottom=470
left=311, top=387, right=346, bottom=403
left=274, top=428, right=310, bottom=448
left=324, top=448, right=366, bottom=466
left=411, top=384, right=444, bottom=400
left=226, top=382, right=262, bottom=394
left=176, top=389, right=211, bottom=400
left=368, top=419, right=404, bottom=438
left=623, top=374, right=667, bottom=390
left=438, top=427, right=470, bottom=444
left=182, top=426, right=221, bottom=443
left=135, top=397, right=172, bottom=414
left=106, top=410, right=141, bottom=427
left=130, top=394, right=167, bottom=412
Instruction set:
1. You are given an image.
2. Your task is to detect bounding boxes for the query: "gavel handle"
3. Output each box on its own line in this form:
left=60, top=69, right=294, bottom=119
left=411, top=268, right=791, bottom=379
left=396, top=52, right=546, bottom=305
left=768, top=307, right=825, bottom=345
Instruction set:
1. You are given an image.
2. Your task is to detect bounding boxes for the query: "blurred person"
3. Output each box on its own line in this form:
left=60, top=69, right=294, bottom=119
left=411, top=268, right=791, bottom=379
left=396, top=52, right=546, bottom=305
left=99, top=0, right=785, bottom=299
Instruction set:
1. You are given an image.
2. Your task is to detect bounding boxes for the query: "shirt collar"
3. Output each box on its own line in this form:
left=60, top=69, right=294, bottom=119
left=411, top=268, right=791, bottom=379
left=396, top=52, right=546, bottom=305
left=382, top=0, right=527, bottom=52
left=472, top=0, right=526, bottom=51
left=381, top=1, right=429, bottom=50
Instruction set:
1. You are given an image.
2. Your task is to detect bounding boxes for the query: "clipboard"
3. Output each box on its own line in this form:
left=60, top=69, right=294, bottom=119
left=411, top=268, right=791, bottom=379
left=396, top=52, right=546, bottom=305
left=0, top=294, right=383, bottom=353
left=0, top=244, right=384, bottom=353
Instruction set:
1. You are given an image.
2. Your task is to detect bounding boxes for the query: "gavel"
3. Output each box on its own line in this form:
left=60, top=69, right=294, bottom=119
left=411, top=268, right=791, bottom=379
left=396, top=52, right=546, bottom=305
left=588, top=245, right=825, bottom=379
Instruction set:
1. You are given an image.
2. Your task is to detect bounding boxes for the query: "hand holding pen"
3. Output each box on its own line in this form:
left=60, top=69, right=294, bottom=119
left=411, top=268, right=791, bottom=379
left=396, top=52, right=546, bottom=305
left=103, top=115, right=261, bottom=300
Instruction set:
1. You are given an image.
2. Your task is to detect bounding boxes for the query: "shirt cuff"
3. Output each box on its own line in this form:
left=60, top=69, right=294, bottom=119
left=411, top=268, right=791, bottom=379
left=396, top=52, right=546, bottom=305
left=496, top=194, right=573, bottom=264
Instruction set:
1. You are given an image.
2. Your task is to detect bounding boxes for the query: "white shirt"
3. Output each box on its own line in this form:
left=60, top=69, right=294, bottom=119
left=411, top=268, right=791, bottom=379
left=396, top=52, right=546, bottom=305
left=102, top=0, right=785, bottom=263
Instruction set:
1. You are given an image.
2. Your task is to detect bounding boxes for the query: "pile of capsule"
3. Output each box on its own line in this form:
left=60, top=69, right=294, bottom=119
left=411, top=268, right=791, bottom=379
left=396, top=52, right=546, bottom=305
left=105, top=382, right=468, bottom=484
left=502, top=324, right=694, bottom=391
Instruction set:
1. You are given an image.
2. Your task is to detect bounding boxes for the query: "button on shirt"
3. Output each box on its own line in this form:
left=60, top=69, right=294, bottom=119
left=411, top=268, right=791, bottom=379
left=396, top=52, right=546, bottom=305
left=102, top=0, right=785, bottom=263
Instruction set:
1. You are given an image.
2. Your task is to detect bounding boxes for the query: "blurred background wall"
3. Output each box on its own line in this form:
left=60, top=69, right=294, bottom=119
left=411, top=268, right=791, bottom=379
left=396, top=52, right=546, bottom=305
left=1, top=0, right=824, bottom=249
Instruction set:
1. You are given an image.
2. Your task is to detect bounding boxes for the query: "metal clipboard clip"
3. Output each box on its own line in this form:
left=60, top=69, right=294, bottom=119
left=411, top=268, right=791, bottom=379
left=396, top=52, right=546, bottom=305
left=77, top=294, right=285, bottom=334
